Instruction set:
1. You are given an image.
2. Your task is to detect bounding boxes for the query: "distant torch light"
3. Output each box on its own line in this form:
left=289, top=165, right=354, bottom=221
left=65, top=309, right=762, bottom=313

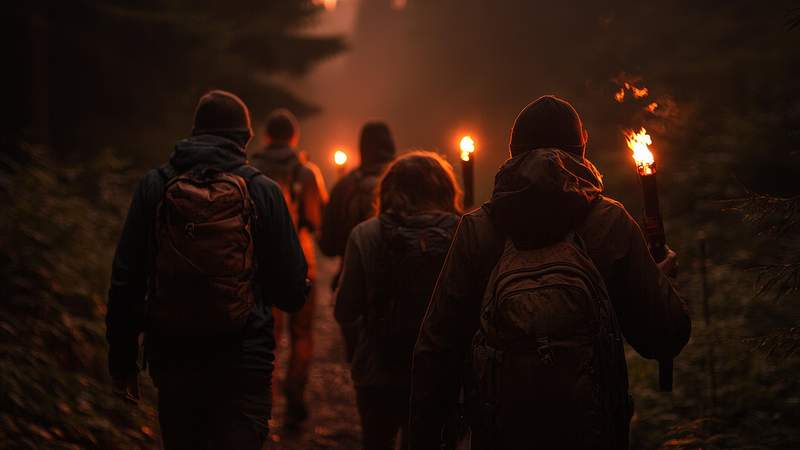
left=334, top=149, right=348, bottom=166
left=459, top=135, right=476, bottom=209
left=334, top=149, right=348, bottom=179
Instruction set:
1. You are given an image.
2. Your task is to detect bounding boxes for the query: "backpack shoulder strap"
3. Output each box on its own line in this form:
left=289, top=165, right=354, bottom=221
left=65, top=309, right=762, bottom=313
left=235, top=164, right=263, bottom=182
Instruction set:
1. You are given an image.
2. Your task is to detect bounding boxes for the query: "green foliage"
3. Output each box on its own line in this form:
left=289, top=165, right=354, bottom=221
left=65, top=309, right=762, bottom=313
left=0, top=144, right=159, bottom=449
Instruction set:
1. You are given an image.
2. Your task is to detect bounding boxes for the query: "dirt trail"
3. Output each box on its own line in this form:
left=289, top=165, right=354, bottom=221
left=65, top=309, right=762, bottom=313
left=267, top=255, right=362, bottom=450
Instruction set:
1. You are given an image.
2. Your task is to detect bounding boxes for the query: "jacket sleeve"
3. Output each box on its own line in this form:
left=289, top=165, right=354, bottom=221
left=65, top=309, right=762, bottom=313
left=251, top=176, right=309, bottom=313
left=409, top=216, right=491, bottom=450
left=319, top=178, right=348, bottom=257
left=106, top=171, right=161, bottom=379
left=608, top=207, right=691, bottom=360
left=299, top=162, right=328, bottom=236
left=333, top=229, right=366, bottom=361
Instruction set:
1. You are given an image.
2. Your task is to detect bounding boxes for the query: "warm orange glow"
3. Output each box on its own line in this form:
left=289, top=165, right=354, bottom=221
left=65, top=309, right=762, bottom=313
left=614, top=88, right=625, bottom=103
left=459, top=135, right=476, bottom=162
left=646, top=102, right=659, bottom=113
left=625, top=82, right=649, bottom=98
left=615, top=82, right=650, bottom=102
left=625, top=128, right=656, bottom=176
left=334, top=149, right=348, bottom=166
left=314, top=0, right=337, bottom=11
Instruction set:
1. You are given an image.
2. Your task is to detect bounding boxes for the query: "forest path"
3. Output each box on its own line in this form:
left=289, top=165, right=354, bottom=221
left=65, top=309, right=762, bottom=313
left=267, top=254, right=362, bottom=450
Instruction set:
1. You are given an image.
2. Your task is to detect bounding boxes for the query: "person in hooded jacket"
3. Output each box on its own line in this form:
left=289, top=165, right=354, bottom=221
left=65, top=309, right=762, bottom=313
left=409, top=96, right=691, bottom=450
left=250, top=108, right=328, bottom=427
left=320, top=122, right=397, bottom=290
left=106, top=90, right=308, bottom=450
left=336, top=151, right=462, bottom=450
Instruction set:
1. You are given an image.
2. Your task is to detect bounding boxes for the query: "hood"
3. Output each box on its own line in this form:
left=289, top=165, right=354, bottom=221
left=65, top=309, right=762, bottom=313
left=381, top=211, right=459, bottom=229
left=169, top=134, right=247, bottom=172
left=253, top=144, right=298, bottom=166
left=487, top=148, right=603, bottom=248
left=359, top=122, right=396, bottom=169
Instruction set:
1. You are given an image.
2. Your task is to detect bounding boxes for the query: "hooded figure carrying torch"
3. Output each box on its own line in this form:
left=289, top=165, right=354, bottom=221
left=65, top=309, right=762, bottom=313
left=409, top=95, right=690, bottom=450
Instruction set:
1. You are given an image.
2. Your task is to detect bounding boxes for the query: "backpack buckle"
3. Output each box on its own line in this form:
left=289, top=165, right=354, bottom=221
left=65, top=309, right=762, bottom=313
left=184, top=223, right=196, bottom=239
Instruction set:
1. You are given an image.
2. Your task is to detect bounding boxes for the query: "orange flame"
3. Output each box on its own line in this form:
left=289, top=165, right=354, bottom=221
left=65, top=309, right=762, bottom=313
left=625, top=128, right=656, bottom=176
left=646, top=102, right=658, bottom=113
left=334, top=149, right=348, bottom=166
left=459, top=136, right=476, bottom=162
left=631, top=85, right=649, bottom=98
left=614, top=88, right=625, bottom=103
left=615, top=82, right=650, bottom=102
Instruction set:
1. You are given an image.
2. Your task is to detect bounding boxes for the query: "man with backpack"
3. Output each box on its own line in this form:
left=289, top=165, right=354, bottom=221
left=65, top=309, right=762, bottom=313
left=409, top=96, right=691, bottom=450
left=106, top=90, right=308, bottom=450
left=320, top=122, right=397, bottom=291
left=250, top=108, right=327, bottom=427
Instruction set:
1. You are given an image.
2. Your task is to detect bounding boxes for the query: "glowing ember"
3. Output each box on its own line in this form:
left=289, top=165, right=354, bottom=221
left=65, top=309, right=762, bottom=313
left=646, top=102, right=659, bottom=113
left=459, top=135, right=475, bottom=162
left=614, top=88, right=625, bottom=103
left=625, top=128, right=656, bottom=175
left=629, top=84, right=649, bottom=98
left=334, top=149, right=348, bottom=166
left=614, top=82, right=650, bottom=102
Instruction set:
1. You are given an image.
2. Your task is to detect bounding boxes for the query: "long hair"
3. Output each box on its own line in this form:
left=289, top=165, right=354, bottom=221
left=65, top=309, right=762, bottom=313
left=377, top=151, right=463, bottom=216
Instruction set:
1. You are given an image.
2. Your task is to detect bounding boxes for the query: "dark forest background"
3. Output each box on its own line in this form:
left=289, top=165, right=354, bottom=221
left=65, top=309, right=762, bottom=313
left=3, top=0, right=800, bottom=448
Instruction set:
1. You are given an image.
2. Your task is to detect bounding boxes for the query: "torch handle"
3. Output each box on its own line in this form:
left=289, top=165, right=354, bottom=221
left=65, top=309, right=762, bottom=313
left=639, top=170, right=673, bottom=392
left=462, top=158, right=475, bottom=209
left=640, top=172, right=667, bottom=262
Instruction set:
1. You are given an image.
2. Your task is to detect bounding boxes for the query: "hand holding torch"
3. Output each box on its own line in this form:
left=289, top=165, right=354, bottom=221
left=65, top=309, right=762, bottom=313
left=625, top=128, right=673, bottom=392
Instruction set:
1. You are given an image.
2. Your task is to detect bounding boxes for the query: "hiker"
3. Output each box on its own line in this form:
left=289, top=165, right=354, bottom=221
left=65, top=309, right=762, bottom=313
left=335, top=151, right=462, bottom=450
left=106, top=90, right=308, bottom=450
left=250, top=108, right=327, bottom=427
left=320, top=122, right=397, bottom=290
left=409, top=96, right=691, bottom=450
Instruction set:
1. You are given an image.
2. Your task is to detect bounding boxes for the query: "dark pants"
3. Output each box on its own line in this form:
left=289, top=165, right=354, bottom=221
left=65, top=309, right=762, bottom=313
left=356, top=386, right=410, bottom=450
left=273, top=283, right=316, bottom=405
left=155, top=369, right=270, bottom=450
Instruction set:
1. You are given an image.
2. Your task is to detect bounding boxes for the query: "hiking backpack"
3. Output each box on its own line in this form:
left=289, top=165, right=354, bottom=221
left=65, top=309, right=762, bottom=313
left=150, top=165, right=256, bottom=336
left=254, top=155, right=304, bottom=227
left=471, top=234, right=630, bottom=449
left=370, top=213, right=460, bottom=368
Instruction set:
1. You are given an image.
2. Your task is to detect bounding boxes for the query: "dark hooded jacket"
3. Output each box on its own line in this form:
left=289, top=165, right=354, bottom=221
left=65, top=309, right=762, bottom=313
left=320, top=122, right=396, bottom=258
left=106, top=134, right=308, bottom=382
left=409, top=149, right=691, bottom=449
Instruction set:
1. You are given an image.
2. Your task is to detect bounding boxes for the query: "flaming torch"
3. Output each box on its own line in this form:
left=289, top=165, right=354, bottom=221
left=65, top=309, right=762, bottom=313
left=334, top=148, right=348, bottom=179
left=460, top=135, right=476, bottom=209
left=625, top=127, right=673, bottom=392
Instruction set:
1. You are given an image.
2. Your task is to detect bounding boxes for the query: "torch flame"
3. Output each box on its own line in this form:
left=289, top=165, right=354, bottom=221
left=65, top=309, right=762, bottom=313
left=460, top=135, right=475, bottom=162
left=646, top=102, right=659, bottom=113
left=334, top=149, right=348, bottom=166
left=625, top=128, right=656, bottom=176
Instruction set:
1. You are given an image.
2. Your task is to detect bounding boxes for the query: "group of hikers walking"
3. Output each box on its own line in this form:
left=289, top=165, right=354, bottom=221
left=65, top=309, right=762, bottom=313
left=106, top=89, right=690, bottom=450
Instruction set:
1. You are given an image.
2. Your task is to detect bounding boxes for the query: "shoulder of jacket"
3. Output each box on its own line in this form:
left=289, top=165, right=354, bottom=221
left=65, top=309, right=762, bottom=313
left=592, top=195, right=635, bottom=223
